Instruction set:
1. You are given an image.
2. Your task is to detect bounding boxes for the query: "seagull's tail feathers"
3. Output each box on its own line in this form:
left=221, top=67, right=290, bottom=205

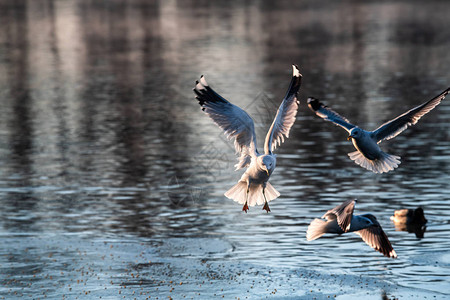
left=224, top=181, right=280, bottom=206
left=224, top=181, right=247, bottom=204
left=306, top=218, right=329, bottom=241
left=263, top=182, right=280, bottom=203
left=348, top=151, right=400, bottom=174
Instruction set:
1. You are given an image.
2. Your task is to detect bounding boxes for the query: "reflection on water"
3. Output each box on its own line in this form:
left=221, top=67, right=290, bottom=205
left=394, top=222, right=427, bottom=239
left=0, top=0, right=449, bottom=298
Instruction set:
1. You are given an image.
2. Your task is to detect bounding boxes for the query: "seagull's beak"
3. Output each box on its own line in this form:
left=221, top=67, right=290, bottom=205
left=347, top=135, right=353, bottom=141
left=265, top=169, right=270, bottom=176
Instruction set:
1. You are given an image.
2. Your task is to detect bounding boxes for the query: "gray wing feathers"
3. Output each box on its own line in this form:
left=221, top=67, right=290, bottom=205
left=373, top=87, right=449, bottom=143
left=194, top=77, right=258, bottom=169
left=307, top=98, right=356, bottom=132
left=356, top=215, right=397, bottom=258
left=264, top=65, right=302, bottom=154
left=322, top=199, right=355, bottom=232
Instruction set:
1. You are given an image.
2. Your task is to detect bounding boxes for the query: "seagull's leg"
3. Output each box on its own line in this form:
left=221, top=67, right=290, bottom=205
left=262, top=184, right=270, bottom=213
left=242, top=185, right=250, bottom=213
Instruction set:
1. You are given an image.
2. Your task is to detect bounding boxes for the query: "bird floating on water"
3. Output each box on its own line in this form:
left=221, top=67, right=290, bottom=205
left=307, top=199, right=397, bottom=258
left=193, top=65, right=302, bottom=213
left=391, top=207, right=427, bottom=225
left=391, top=207, right=427, bottom=238
left=307, top=88, right=450, bottom=173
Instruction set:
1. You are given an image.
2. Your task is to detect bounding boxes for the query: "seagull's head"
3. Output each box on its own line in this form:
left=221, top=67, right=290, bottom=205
left=413, top=207, right=427, bottom=224
left=356, top=214, right=376, bottom=230
left=348, top=128, right=362, bottom=140
left=361, top=217, right=374, bottom=227
left=259, top=155, right=276, bottom=176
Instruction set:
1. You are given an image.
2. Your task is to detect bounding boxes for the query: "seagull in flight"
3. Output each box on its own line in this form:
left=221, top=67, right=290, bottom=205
left=307, top=88, right=449, bottom=173
left=193, top=65, right=302, bottom=212
left=307, top=199, right=397, bottom=258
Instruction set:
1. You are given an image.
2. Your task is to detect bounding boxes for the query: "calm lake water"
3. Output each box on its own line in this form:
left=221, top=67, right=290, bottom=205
left=0, top=0, right=449, bottom=299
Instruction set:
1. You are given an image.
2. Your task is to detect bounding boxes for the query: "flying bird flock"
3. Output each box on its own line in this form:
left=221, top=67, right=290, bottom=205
left=193, top=65, right=449, bottom=258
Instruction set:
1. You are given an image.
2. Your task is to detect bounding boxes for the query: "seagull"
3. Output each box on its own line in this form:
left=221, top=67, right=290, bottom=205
left=307, top=199, right=397, bottom=258
left=307, top=88, right=450, bottom=173
left=193, top=65, right=301, bottom=212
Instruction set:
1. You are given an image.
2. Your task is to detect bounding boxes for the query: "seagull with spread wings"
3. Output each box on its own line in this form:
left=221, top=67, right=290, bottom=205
left=307, top=88, right=449, bottom=173
left=307, top=199, right=397, bottom=258
left=193, top=65, right=301, bottom=212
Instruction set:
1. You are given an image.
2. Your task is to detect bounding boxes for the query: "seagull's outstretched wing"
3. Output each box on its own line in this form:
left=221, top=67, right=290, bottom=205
left=356, top=214, right=397, bottom=258
left=307, top=98, right=356, bottom=133
left=322, top=199, right=355, bottom=233
left=264, top=65, right=302, bottom=154
left=372, top=87, right=449, bottom=143
left=194, top=76, right=258, bottom=170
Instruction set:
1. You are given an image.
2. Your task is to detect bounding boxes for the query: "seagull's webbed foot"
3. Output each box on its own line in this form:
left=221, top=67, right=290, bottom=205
left=242, top=202, right=249, bottom=213
left=262, top=202, right=270, bottom=213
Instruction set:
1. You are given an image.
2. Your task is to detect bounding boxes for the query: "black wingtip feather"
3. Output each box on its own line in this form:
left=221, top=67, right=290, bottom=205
left=285, top=66, right=302, bottom=98
left=195, top=94, right=206, bottom=106
left=193, top=89, right=202, bottom=97
left=193, top=75, right=230, bottom=108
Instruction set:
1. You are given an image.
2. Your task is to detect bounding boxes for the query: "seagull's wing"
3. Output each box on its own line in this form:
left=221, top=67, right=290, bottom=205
left=356, top=214, right=397, bottom=258
left=263, top=65, right=302, bottom=154
left=194, top=76, right=258, bottom=170
left=322, top=199, right=355, bottom=232
left=372, top=88, right=449, bottom=143
left=307, top=98, right=356, bottom=133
